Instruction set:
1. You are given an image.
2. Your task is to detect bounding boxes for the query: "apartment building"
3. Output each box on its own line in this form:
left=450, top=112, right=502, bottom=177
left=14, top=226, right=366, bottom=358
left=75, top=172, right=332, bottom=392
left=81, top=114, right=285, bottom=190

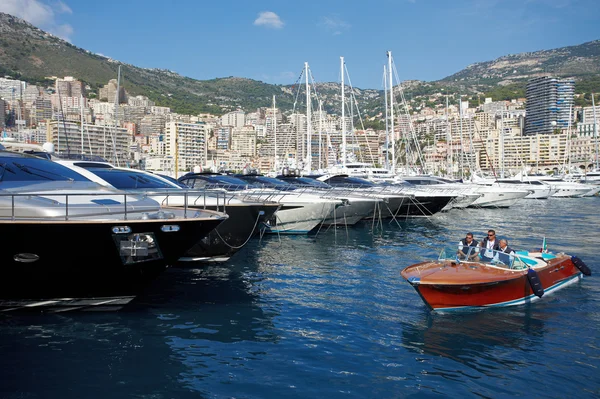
left=140, top=114, right=166, bottom=136
left=164, top=121, right=208, bottom=172
left=525, top=76, right=575, bottom=136
left=47, top=120, right=129, bottom=164
left=221, top=110, right=246, bottom=128
left=215, top=126, right=232, bottom=150
left=0, top=77, right=25, bottom=102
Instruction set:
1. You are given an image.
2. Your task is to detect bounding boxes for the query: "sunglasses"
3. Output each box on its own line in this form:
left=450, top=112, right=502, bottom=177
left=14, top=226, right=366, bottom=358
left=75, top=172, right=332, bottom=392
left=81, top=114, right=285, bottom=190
left=488, top=234, right=495, bottom=237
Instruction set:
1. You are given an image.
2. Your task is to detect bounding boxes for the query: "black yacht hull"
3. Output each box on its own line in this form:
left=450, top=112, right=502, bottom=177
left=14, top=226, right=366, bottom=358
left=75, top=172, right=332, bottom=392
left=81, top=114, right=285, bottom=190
left=177, top=203, right=280, bottom=263
left=0, top=214, right=225, bottom=311
left=394, top=195, right=455, bottom=217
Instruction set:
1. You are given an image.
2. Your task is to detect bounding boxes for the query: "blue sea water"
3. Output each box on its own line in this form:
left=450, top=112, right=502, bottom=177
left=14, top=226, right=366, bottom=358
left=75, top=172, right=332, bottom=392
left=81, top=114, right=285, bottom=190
left=1, top=197, right=599, bottom=399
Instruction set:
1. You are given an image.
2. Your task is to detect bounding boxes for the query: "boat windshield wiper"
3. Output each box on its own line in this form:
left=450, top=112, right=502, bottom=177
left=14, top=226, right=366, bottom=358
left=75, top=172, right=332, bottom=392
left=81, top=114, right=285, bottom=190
left=0, top=163, right=17, bottom=181
left=13, top=162, right=74, bottom=181
left=128, top=175, right=151, bottom=188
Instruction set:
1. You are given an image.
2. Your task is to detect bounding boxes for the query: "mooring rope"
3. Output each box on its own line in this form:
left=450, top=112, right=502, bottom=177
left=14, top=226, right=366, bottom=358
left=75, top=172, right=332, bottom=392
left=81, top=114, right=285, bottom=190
left=213, top=211, right=263, bottom=249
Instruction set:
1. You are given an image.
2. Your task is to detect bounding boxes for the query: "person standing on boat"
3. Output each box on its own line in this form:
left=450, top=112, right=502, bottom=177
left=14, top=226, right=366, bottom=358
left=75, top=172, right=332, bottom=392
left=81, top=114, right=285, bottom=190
left=457, top=232, right=479, bottom=260
left=479, top=229, right=500, bottom=262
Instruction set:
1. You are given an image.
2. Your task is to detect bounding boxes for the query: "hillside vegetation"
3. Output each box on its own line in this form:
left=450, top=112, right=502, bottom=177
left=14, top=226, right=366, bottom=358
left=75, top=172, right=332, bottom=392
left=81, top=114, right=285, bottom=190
left=1, top=12, right=599, bottom=115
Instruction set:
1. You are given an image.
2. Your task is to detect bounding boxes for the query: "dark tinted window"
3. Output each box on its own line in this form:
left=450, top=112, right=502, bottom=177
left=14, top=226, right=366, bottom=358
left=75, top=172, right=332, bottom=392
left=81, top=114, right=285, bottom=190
left=278, top=176, right=331, bottom=188
left=87, top=168, right=177, bottom=189
left=323, top=176, right=376, bottom=187
left=156, top=174, right=189, bottom=188
left=0, top=152, right=91, bottom=183
left=179, top=174, right=256, bottom=191
left=234, top=175, right=296, bottom=190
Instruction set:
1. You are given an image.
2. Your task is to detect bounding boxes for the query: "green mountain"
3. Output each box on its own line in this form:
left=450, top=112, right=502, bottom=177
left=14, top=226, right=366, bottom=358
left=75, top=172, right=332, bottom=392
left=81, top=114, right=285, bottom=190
left=1, top=11, right=599, bottom=115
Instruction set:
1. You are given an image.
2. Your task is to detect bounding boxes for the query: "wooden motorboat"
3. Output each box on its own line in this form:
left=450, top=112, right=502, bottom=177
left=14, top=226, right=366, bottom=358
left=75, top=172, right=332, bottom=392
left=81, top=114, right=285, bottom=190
left=400, top=245, right=592, bottom=311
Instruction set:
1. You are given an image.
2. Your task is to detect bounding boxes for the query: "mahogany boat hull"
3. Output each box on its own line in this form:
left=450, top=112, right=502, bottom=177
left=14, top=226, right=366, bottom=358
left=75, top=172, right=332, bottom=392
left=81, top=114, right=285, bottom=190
left=401, top=253, right=586, bottom=311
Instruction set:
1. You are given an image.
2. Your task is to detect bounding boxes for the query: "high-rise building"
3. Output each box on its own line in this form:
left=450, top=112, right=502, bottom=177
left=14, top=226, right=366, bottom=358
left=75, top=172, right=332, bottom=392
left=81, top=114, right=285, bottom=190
left=99, top=79, right=127, bottom=104
left=524, top=76, right=575, bottom=136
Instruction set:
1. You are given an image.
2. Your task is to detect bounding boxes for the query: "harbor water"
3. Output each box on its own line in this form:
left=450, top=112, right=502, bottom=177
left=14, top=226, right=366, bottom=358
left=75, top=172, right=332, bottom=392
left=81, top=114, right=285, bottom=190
left=1, top=197, right=599, bottom=398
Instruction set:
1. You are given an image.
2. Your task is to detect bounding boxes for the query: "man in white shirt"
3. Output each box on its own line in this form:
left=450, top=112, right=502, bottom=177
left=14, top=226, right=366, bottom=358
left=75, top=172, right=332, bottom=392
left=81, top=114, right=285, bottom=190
left=479, top=229, right=500, bottom=262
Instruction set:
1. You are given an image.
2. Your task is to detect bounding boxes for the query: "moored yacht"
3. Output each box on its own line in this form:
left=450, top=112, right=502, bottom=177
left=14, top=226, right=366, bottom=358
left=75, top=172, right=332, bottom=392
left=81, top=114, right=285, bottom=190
left=514, top=173, right=594, bottom=198
left=470, top=175, right=557, bottom=199
left=275, top=173, right=382, bottom=225
left=55, top=160, right=280, bottom=263
left=313, top=174, right=454, bottom=217
left=393, top=175, right=481, bottom=210
left=0, top=151, right=227, bottom=311
left=179, top=172, right=342, bottom=234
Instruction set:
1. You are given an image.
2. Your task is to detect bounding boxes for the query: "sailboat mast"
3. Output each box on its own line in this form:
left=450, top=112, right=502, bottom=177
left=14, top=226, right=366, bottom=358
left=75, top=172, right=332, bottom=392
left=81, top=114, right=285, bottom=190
left=341, top=56, right=346, bottom=166
left=175, top=122, right=179, bottom=178
left=446, top=95, right=451, bottom=178
left=319, top=99, right=323, bottom=170
left=592, top=93, right=599, bottom=170
left=500, top=111, right=504, bottom=178
left=458, top=95, right=464, bottom=180
left=305, top=62, right=312, bottom=172
left=273, top=94, right=277, bottom=170
left=80, top=94, right=84, bottom=155
left=383, top=65, right=389, bottom=170
left=387, top=51, right=395, bottom=173
left=566, top=105, right=573, bottom=173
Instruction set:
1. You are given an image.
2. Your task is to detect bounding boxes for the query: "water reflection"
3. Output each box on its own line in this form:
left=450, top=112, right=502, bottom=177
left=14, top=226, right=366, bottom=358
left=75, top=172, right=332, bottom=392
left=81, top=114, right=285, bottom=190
left=1, top=198, right=598, bottom=399
left=0, top=312, right=203, bottom=399
left=401, top=307, right=551, bottom=376
left=132, top=255, right=280, bottom=344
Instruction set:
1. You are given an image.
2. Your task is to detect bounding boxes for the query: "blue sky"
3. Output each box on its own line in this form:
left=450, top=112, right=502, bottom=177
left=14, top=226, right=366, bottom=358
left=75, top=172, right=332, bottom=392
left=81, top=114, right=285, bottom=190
left=2, top=0, right=599, bottom=90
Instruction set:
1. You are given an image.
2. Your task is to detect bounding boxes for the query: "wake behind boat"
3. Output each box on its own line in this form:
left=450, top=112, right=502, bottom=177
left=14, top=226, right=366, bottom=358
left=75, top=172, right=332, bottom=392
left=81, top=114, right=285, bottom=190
left=400, top=240, right=592, bottom=312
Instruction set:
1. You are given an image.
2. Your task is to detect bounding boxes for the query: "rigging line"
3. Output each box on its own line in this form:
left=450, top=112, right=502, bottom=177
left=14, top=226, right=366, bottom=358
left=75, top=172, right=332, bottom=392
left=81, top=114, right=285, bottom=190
left=213, top=211, right=263, bottom=249
left=281, top=67, right=306, bottom=166
left=307, top=67, right=323, bottom=103
left=343, top=63, right=375, bottom=164
left=385, top=196, right=403, bottom=228
left=310, top=201, right=332, bottom=239
left=391, top=60, right=426, bottom=172
left=470, top=114, right=499, bottom=180
left=291, top=67, right=305, bottom=113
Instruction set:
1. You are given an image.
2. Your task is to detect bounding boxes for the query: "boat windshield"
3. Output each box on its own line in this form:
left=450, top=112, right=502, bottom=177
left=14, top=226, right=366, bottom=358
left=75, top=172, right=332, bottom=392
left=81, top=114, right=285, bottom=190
left=320, top=176, right=376, bottom=188
left=437, top=245, right=532, bottom=270
left=277, top=176, right=331, bottom=188
left=234, top=175, right=297, bottom=191
left=87, top=168, right=180, bottom=190
left=0, top=152, right=92, bottom=186
left=178, top=174, right=257, bottom=191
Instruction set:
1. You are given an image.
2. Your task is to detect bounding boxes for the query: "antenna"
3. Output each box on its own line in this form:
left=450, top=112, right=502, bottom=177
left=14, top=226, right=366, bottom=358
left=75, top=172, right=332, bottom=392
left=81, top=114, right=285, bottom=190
left=592, top=93, right=598, bottom=170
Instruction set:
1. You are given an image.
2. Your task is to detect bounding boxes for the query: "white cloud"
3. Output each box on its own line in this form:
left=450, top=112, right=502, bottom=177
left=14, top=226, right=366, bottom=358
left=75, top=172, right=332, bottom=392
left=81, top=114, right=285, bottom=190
left=320, top=15, right=351, bottom=35
left=253, top=11, right=284, bottom=29
left=0, top=0, right=74, bottom=41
